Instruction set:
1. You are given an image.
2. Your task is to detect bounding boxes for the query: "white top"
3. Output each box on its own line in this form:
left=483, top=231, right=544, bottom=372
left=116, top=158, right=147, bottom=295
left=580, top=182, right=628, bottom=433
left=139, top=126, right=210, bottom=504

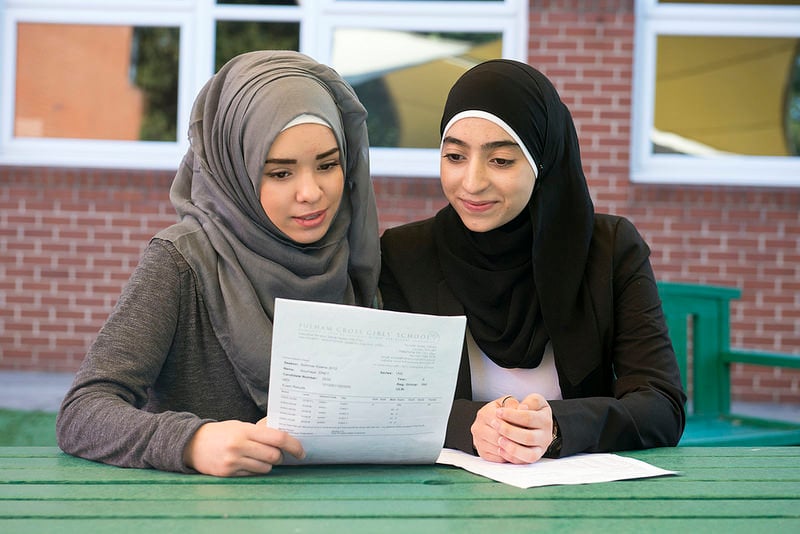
left=467, top=329, right=563, bottom=402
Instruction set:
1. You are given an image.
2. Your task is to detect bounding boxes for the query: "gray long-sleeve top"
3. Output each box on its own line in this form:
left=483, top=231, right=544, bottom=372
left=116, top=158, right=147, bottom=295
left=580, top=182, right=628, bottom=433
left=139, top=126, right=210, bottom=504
left=56, top=239, right=264, bottom=473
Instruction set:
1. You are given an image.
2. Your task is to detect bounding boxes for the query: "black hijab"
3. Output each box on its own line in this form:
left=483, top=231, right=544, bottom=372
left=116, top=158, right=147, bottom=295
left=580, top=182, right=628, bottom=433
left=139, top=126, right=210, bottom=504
left=434, top=59, right=594, bottom=372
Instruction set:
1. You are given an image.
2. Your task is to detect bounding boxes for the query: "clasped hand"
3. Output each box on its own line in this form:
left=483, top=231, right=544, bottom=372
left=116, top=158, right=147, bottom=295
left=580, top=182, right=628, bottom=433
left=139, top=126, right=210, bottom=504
left=471, top=394, right=553, bottom=464
left=183, top=417, right=305, bottom=477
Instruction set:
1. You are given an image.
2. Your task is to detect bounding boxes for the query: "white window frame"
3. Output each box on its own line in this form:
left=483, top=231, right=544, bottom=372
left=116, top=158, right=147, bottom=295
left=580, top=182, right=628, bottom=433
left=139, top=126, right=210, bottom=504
left=0, top=0, right=527, bottom=176
left=631, top=0, right=800, bottom=187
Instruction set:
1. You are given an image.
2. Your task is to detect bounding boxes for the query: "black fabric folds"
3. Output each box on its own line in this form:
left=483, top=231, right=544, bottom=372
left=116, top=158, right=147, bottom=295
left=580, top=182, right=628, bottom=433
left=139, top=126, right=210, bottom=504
left=435, top=59, right=594, bottom=372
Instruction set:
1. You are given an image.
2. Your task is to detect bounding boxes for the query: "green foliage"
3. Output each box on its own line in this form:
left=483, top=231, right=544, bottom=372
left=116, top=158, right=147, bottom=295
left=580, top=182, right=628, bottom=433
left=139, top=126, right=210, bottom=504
left=132, top=27, right=180, bottom=142
left=786, top=44, right=800, bottom=156
left=214, top=21, right=299, bottom=71
left=130, top=21, right=300, bottom=142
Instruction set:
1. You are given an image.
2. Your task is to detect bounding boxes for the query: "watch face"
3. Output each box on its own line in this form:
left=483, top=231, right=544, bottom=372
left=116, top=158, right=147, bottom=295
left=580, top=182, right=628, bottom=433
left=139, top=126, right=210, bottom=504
left=547, top=418, right=562, bottom=456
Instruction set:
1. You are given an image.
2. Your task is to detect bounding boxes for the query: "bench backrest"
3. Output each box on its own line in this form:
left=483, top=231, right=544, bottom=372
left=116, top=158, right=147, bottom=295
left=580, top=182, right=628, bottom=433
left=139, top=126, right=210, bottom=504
left=656, top=281, right=741, bottom=417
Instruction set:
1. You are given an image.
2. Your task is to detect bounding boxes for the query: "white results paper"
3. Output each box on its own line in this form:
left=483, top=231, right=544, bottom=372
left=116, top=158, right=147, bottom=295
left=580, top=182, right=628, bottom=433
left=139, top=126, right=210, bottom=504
left=266, top=298, right=467, bottom=465
left=436, top=448, right=678, bottom=488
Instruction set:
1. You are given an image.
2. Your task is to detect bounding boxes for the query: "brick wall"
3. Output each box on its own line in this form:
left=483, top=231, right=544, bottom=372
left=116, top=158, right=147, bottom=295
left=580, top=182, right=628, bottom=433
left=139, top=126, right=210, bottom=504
left=1, top=0, right=798, bottom=404
left=524, top=0, right=800, bottom=404
left=0, top=167, right=177, bottom=371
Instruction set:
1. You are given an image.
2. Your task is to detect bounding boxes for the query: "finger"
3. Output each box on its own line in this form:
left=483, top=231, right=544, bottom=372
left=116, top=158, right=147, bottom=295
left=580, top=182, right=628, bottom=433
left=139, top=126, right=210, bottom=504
left=203, top=442, right=280, bottom=477
left=472, top=419, right=505, bottom=462
left=250, top=426, right=306, bottom=460
left=495, top=409, right=547, bottom=435
left=478, top=448, right=507, bottom=463
left=493, top=418, right=540, bottom=446
left=475, top=433, right=507, bottom=463
left=279, top=435, right=305, bottom=460
left=232, top=438, right=287, bottom=468
left=497, top=436, right=545, bottom=464
left=497, top=402, right=551, bottom=431
left=495, top=395, right=520, bottom=409
left=519, top=393, right=548, bottom=411
left=488, top=418, right=541, bottom=459
left=474, top=419, right=501, bottom=446
left=228, top=455, right=278, bottom=476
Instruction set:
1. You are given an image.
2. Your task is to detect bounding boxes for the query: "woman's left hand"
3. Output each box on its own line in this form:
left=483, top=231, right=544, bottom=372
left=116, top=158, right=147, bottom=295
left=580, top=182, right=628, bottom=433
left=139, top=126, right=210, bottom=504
left=471, top=393, right=553, bottom=464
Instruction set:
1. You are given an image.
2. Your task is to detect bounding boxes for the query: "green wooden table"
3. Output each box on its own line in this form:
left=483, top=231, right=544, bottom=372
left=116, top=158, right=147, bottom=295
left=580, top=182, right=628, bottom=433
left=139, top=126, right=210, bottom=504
left=1, top=447, right=798, bottom=533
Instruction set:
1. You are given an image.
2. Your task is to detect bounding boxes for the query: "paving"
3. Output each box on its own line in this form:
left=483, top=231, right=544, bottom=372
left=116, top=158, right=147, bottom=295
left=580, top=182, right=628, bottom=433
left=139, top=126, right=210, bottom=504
left=0, top=371, right=75, bottom=411
left=1, top=370, right=799, bottom=423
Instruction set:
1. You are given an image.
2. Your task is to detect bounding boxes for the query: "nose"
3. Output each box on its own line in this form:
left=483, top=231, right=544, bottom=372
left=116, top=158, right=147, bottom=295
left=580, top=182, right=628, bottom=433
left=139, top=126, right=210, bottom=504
left=295, top=168, right=323, bottom=203
left=461, top=160, right=489, bottom=194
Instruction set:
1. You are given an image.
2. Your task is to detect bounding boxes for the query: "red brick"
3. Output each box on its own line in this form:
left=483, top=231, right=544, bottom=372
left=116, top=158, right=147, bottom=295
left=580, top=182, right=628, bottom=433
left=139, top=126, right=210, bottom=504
left=1, top=5, right=796, bottom=410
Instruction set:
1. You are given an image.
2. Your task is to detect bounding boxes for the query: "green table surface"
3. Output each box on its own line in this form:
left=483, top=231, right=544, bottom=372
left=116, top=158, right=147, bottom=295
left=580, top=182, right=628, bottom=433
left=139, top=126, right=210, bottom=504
left=1, top=446, right=798, bottom=533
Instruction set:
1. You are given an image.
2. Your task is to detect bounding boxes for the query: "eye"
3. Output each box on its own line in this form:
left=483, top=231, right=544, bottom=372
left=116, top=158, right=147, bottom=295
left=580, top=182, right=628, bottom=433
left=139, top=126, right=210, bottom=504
left=491, top=157, right=515, bottom=167
left=318, top=160, right=341, bottom=172
left=264, top=169, right=291, bottom=180
left=442, top=152, right=465, bottom=163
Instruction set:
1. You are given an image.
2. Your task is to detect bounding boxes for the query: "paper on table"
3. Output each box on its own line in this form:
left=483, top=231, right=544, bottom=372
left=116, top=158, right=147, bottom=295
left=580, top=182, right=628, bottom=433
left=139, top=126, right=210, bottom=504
left=436, top=448, right=678, bottom=489
left=267, top=298, right=466, bottom=465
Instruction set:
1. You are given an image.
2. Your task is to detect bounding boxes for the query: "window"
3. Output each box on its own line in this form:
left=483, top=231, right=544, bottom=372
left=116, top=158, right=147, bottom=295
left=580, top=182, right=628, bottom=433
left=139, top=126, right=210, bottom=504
left=632, top=0, right=800, bottom=186
left=14, top=23, right=180, bottom=142
left=0, top=0, right=527, bottom=176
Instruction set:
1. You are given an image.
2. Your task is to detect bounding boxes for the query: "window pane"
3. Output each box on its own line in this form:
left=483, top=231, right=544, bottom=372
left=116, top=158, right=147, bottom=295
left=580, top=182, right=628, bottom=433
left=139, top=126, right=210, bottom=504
left=332, top=29, right=502, bottom=148
left=789, top=54, right=800, bottom=154
left=339, top=0, right=502, bottom=2
left=217, top=1, right=298, bottom=5
left=659, top=1, right=800, bottom=5
left=653, top=35, right=800, bottom=157
left=215, top=21, right=300, bottom=71
left=15, top=23, right=179, bottom=142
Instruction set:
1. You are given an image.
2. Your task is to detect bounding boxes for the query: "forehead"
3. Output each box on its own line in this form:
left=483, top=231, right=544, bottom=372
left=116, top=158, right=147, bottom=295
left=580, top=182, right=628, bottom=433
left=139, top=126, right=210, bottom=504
left=268, top=123, right=337, bottom=153
left=444, top=117, right=517, bottom=145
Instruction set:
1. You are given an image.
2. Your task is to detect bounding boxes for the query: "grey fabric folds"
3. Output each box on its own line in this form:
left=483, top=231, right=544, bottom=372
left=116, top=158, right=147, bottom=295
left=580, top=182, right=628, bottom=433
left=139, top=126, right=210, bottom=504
left=156, top=50, right=379, bottom=410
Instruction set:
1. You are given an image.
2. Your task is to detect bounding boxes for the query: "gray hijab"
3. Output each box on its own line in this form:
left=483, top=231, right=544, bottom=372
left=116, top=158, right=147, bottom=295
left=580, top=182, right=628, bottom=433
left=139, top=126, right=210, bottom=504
left=156, top=50, right=379, bottom=410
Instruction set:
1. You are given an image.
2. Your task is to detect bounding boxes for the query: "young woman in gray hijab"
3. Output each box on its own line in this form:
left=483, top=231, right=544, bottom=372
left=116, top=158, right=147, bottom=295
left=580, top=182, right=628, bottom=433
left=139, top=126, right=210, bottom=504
left=57, top=51, right=380, bottom=476
left=380, top=59, right=685, bottom=464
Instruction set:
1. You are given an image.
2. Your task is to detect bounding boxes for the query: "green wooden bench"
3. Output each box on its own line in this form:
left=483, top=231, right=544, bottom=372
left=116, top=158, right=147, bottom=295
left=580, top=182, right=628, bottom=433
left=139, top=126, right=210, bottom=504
left=657, top=281, right=800, bottom=446
left=0, top=409, right=57, bottom=446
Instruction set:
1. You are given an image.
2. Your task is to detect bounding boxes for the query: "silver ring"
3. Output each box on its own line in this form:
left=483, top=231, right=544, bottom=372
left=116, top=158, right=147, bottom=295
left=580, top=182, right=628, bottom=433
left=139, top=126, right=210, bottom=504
left=500, top=395, right=513, bottom=406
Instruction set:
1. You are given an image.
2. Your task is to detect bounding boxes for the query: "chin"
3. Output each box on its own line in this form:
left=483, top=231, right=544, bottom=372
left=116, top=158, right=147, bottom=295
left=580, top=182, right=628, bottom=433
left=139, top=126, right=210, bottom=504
left=461, top=220, right=496, bottom=233
left=295, top=227, right=331, bottom=245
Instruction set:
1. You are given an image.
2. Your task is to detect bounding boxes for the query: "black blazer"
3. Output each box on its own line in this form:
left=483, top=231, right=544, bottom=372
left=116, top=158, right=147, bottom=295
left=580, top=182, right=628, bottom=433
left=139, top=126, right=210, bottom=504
left=379, top=213, right=686, bottom=457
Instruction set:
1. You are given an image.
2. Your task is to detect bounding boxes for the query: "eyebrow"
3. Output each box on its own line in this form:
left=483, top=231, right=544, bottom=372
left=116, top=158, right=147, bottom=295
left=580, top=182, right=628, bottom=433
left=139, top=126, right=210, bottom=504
left=442, top=136, right=520, bottom=151
left=316, top=147, right=340, bottom=160
left=264, top=147, right=339, bottom=165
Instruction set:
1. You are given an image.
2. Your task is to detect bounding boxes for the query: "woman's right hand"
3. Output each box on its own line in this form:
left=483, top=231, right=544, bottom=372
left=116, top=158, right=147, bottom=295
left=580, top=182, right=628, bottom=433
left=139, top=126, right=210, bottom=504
left=471, top=394, right=553, bottom=464
left=183, top=418, right=305, bottom=477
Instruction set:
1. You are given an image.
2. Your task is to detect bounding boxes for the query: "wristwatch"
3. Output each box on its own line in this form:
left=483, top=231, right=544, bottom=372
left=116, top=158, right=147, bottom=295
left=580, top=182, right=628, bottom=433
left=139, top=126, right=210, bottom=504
left=546, top=417, right=562, bottom=457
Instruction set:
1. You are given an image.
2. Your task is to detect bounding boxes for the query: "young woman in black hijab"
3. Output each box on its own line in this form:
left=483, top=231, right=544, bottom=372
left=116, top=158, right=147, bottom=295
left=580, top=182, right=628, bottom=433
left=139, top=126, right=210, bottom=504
left=380, top=59, right=685, bottom=464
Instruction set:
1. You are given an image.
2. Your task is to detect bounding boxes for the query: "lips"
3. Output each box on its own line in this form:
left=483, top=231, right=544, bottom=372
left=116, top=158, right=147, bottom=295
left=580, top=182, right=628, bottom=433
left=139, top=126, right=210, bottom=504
left=293, top=209, right=327, bottom=228
left=460, top=198, right=496, bottom=212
